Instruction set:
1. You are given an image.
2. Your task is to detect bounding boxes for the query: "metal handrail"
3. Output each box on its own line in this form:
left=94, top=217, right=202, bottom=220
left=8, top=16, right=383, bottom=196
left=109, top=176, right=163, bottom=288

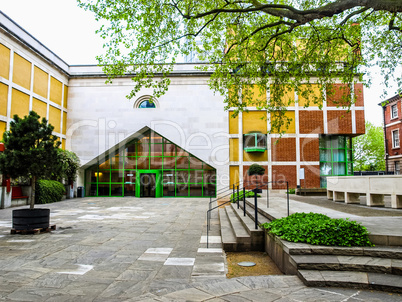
left=206, top=180, right=290, bottom=248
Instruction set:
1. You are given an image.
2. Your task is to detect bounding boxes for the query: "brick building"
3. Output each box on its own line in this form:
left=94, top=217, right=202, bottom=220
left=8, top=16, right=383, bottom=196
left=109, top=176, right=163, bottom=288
left=380, top=94, right=402, bottom=174
left=0, top=11, right=366, bottom=199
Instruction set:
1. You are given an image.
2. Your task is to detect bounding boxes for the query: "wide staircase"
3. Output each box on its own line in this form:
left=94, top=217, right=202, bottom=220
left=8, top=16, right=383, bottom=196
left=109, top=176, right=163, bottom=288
left=212, top=191, right=402, bottom=293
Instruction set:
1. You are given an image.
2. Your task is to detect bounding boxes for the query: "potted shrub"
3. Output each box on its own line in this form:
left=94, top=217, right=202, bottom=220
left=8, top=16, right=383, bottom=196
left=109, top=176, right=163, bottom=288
left=57, top=149, right=80, bottom=199
left=0, top=111, right=61, bottom=231
left=247, top=163, right=265, bottom=189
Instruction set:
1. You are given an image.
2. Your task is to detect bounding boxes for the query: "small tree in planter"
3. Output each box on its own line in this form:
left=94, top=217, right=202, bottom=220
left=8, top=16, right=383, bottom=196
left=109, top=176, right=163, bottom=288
left=56, top=149, right=80, bottom=198
left=0, top=111, right=60, bottom=230
left=247, top=163, right=266, bottom=189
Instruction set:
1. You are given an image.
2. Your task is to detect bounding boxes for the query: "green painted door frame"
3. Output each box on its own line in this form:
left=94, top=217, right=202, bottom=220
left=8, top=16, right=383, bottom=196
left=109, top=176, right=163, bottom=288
left=136, top=169, right=162, bottom=198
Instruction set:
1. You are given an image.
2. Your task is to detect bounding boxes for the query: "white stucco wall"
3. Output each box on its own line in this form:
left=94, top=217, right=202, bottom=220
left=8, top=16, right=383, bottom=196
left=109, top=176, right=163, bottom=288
left=67, top=71, right=230, bottom=191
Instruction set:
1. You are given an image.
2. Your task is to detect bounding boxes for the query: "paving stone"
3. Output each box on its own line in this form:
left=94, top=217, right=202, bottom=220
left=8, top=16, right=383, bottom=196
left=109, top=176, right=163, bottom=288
left=163, top=287, right=215, bottom=301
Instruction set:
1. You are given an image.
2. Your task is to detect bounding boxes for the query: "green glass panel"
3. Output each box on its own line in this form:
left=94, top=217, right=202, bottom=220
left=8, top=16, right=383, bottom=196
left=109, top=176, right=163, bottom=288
left=111, top=171, right=124, bottom=182
left=150, top=131, right=163, bottom=144
left=319, top=150, right=331, bottom=162
left=99, top=159, right=110, bottom=170
left=111, top=184, right=123, bottom=196
left=163, top=157, right=175, bottom=169
left=333, top=163, right=346, bottom=175
left=86, top=166, right=97, bottom=183
left=203, top=170, right=216, bottom=183
left=176, top=183, right=188, bottom=196
left=163, top=171, right=175, bottom=184
left=163, top=143, right=176, bottom=156
left=189, top=170, right=203, bottom=183
left=98, top=170, right=110, bottom=183
left=176, top=170, right=189, bottom=183
left=89, top=184, right=97, bottom=196
left=111, top=156, right=124, bottom=169
left=126, top=143, right=136, bottom=156
left=125, top=157, right=136, bottom=169
left=177, top=147, right=189, bottom=157
left=347, top=163, right=353, bottom=175
left=124, top=184, right=135, bottom=196
left=203, top=183, right=216, bottom=197
left=320, top=162, right=332, bottom=176
left=124, top=171, right=136, bottom=184
left=151, top=143, right=163, bottom=156
left=150, top=157, right=163, bottom=169
left=189, top=184, right=203, bottom=196
left=347, top=149, right=352, bottom=161
left=98, top=184, right=110, bottom=195
left=137, top=157, right=149, bottom=169
left=176, top=157, right=189, bottom=169
left=163, top=183, right=175, bottom=196
left=332, top=149, right=345, bottom=162
left=320, top=176, right=327, bottom=188
left=189, top=156, right=203, bottom=169
left=319, top=135, right=331, bottom=148
left=137, top=141, right=149, bottom=157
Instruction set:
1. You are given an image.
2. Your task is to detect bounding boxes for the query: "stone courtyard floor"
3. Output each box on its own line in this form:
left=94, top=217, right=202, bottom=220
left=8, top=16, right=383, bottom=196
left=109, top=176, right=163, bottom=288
left=0, top=197, right=401, bottom=301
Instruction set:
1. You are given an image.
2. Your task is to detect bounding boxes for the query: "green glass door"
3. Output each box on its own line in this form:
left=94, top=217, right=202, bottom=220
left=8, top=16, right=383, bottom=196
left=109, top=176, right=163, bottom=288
left=140, top=173, right=156, bottom=197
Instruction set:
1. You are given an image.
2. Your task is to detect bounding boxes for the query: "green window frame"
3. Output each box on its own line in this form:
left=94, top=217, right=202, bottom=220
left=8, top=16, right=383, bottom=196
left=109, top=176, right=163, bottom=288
left=319, top=135, right=353, bottom=188
left=243, top=133, right=267, bottom=152
left=85, top=130, right=216, bottom=198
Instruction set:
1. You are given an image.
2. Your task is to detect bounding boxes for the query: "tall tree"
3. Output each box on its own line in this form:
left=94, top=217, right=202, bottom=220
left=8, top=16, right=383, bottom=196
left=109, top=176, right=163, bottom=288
left=353, top=121, right=385, bottom=171
left=78, top=0, right=402, bottom=131
left=0, top=111, right=61, bottom=209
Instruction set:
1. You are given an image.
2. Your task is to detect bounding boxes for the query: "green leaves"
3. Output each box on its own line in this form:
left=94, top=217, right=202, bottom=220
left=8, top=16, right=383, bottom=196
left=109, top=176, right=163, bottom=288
left=35, top=180, right=65, bottom=204
left=261, top=212, right=374, bottom=247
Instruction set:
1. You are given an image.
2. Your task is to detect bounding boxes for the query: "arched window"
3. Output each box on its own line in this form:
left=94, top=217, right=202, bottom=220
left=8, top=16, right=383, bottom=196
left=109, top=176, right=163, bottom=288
left=134, top=95, right=159, bottom=109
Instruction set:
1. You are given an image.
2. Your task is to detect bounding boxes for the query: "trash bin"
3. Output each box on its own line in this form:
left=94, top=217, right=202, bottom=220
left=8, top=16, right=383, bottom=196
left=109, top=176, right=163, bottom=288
left=77, top=186, right=84, bottom=198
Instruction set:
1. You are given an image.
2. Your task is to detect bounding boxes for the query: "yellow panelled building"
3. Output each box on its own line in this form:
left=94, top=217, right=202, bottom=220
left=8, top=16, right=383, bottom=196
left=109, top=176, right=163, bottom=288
left=0, top=15, right=69, bottom=147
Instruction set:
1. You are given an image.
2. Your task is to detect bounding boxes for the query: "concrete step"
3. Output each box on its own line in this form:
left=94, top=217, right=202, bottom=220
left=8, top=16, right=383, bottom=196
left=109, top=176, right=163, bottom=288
left=298, top=269, right=402, bottom=293
left=224, top=206, right=251, bottom=251
left=218, top=208, right=237, bottom=252
left=230, top=203, right=265, bottom=250
left=291, top=255, right=402, bottom=275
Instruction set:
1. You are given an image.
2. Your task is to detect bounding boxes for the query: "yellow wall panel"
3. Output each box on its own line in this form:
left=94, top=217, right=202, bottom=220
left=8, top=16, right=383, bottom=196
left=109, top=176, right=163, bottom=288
left=33, top=66, right=48, bottom=98
left=243, top=150, right=267, bottom=162
left=298, top=84, right=323, bottom=107
left=0, top=83, right=8, bottom=116
left=50, top=77, right=62, bottom=105
left=62, top=111, right=67, bottom=135
left=32, top=98, right=47, bottom=120
left=242, top=85, right=266, bottom=107
left=12, top=53, right=31, bottom=90
left=11, top=88, right=29, bottom=118
left=62, top=138, right=66, bottom=150
left=270, top=111, right=296, bottom=134
left=49, top=105, right=61, bottom=133
left=243, top=111, right=267, bottom=134
left=0, top=121, right=6, bottom=141
left=63, top=85, right=68, bottom=108
left=229, top=138, right=239, bottom=162
left=270, top=85, right=295, bottom=106
left=229, top=166, right=240, bottom=189
left=0, top=44, right=10, bottom=80
left=228, top=111, right=238, bottom=134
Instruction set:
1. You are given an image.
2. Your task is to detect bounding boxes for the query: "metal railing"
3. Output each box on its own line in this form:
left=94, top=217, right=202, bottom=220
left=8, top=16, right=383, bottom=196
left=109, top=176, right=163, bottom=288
left=206, top=180, right=290, bottom=248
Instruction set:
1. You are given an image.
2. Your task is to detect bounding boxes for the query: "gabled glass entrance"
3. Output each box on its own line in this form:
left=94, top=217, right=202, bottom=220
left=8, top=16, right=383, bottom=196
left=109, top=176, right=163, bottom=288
left=85, top=129, right=216, bottom=198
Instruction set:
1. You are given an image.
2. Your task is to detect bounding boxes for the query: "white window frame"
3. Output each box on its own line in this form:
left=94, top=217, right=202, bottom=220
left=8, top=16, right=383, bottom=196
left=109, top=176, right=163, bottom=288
left=391, top=104, right=398, bottom=119
left=392, top=129, right=400, bottom=148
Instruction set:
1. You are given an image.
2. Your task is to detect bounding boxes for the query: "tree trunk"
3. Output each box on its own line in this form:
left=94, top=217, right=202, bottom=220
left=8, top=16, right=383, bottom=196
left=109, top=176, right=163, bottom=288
left=30, top=176, right=36, bottom=209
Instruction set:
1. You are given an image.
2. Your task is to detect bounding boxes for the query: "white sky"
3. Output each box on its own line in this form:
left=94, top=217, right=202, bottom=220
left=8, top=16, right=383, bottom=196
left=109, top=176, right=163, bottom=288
left=0, top=0, right=397, bottom=127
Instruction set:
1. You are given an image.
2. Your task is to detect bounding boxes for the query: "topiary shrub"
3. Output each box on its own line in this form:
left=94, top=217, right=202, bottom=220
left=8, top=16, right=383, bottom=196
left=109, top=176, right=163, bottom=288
left=35, top=180, right=65, bottom=204
left=261, top=212, right=374, bottom=247
left=247, top=163, right=265, bottom=176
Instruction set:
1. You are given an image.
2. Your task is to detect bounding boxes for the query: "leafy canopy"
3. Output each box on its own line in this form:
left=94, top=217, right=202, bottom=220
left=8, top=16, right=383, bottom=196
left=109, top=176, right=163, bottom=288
left=353, top=121, right=385, bottom=171
left=78, top=0, right=402, bottom=132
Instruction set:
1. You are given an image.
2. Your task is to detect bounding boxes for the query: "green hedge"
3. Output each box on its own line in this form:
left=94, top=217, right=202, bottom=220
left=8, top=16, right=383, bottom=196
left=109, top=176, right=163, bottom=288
left=230, top=190, right=261, bottom=202
left=261, top=212, right=374, bottom=247
left=35, top=180, right=65, bottom=204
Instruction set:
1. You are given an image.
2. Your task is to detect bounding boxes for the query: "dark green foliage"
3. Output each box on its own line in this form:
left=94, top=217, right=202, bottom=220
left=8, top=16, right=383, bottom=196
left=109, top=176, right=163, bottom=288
left=247, top=164, right=265, bottom=176
left=0, top=111, right=61, bottom=180
left=35, top=180, right=65, bottom=204
left=261, top=212, right=373, bottom=247
left=230, top=190, right=260, bottom=202
left=287, top=188, right=296, bottom=194
left=56, top=149, right=80, bottom=183
left=0, top=111, right=61, bottom=208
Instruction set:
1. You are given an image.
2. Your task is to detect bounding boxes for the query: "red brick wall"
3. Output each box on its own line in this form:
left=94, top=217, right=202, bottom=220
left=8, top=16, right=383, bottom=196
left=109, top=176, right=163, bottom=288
left=327, top=84, right=351, bottom=107
left=299, top=111, right=324, bottom=134
left=327, top=110, right=352, bottom=134
left=271, top=138, right=296, bottom=161
left=354, top=83, right=364, bottom=107
left=243, top=165, right=269, bottom=189
left=271, top=165, right=297, bottom=189
left=386, top=125, right=402, bottom=156
left=300, top=138, right=319, bottom=162
left=384, top=100, right=401, bottom=125
left=355, top=110, right=365, bottom=135
left=300, top=165, right=320, bottom=188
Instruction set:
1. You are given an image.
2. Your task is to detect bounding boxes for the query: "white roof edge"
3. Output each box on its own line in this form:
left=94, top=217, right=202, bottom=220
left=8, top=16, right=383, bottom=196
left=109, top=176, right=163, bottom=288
left=0, top=10, right=70, bottom=74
